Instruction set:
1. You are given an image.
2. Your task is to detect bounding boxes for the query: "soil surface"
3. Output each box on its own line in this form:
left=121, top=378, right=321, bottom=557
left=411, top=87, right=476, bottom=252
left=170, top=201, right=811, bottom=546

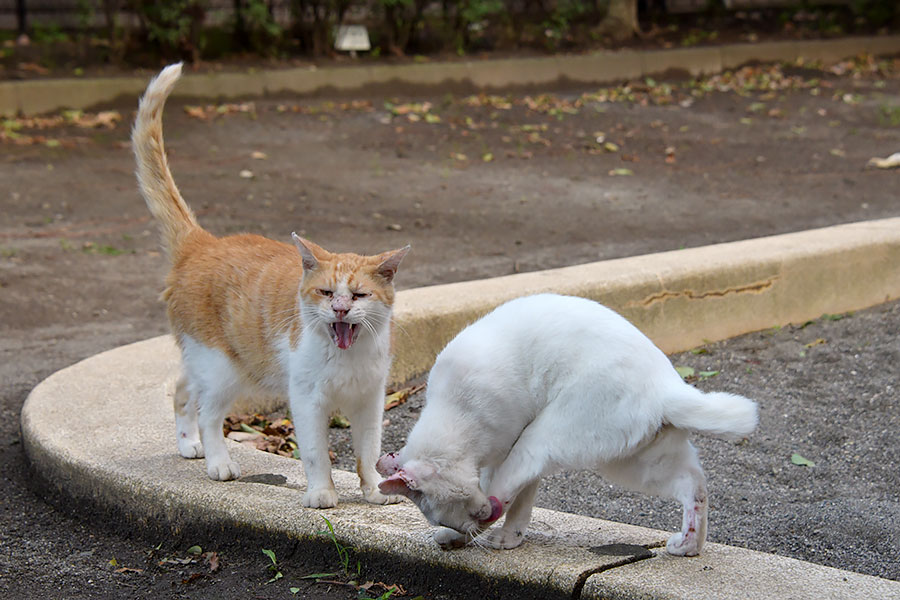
left=1, top=53, right=899, bottom=598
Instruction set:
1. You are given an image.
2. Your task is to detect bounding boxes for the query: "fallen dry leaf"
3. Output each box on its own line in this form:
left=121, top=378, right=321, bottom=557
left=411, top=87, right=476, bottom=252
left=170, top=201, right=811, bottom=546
left=665, top=146, right=677, bottom=164
left=184, top=106, right=207, bottom=120
left=226, top=431, right=262, bottom=442
left=384, top=383, right=425, bottom=411
left=114, top=566, right=144, bottom=574
left=182, top=573, right=204, bottom=584
left=204, top=551, right=220, bottom=572
left=74, top=110, right=121, bottom=129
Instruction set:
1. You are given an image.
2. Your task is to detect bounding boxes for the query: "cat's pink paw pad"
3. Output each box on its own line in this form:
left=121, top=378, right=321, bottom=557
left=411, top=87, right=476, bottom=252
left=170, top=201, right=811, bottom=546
left=207, top=460, right=241, bottom=481
left=303, top=488, right=339, bottom=508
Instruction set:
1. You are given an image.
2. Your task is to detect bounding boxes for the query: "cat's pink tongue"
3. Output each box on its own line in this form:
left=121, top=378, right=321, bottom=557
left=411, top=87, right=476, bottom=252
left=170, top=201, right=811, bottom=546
left=334, top=322, right=353, bottom=349
left=481, top=496, right=503, bottom=524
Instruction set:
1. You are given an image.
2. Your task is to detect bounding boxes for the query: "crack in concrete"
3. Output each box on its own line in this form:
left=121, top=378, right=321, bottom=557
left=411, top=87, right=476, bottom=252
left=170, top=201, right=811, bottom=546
left=571, top=544, right=656, bottom=599
left=629, top=277, right=778, bottom=308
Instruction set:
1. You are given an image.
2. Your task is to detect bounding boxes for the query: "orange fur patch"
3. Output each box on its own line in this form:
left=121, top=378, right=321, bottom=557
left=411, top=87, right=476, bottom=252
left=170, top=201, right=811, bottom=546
left=134, top=61, right=407, bottom=393
left=164, top=231, right=400, bottom=388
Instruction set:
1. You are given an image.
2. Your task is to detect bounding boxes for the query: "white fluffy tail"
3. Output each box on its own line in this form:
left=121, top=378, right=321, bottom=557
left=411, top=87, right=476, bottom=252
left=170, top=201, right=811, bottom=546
left=664, top=388, right=758, bottom=439
left=132, top=62, right=199, bottom=260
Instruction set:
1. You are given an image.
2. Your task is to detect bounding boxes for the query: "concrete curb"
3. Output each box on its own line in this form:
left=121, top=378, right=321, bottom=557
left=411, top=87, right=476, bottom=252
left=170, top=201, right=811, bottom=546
left=390, top=217, right=900, bottom=384
left=3, top=35, right=900, bottom=116
left=20, top=218, right=900, bottom=598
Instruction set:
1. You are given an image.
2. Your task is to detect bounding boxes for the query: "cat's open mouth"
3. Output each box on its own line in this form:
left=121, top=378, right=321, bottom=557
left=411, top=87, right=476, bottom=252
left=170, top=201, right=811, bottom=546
left=330, top=321, right=360, bottom=350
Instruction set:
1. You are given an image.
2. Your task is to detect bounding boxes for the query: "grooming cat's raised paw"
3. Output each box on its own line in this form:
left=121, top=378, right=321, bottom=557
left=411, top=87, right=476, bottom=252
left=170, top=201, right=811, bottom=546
left=303, top=487, right=339, bottom=508
left=483, top=527, right=526, bottom=549
left=433, top=527, right=467, bottom=550
left=665, top=531, right=701, bottom=557
left=178, top=439, right=204, bottom=459
left=363, top=488, right=404, bottom=505
left=207, top=460, right=241, bottom=481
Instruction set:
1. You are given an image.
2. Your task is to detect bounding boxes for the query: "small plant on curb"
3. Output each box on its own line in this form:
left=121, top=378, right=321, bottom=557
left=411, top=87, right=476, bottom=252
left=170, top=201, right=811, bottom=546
left=317, top=515, right=358, bottom=577
left=300, top=516, right=416, bottom=598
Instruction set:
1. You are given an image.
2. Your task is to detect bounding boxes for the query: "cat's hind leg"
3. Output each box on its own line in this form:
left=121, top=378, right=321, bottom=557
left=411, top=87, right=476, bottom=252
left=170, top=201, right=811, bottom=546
left=181, top=339, right=242, bottom=481
left=174, top=373, right=203, bottom=459
left=601, top=427, right=708, bottom=556
left=195, top=383, right=242, bottom=481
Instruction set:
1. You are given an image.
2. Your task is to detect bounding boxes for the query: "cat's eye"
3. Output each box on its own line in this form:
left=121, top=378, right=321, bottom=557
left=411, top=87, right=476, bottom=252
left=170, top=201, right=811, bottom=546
left=352, top=292, right=371, bottom=300
left=317, top=289, right=333, bottom=298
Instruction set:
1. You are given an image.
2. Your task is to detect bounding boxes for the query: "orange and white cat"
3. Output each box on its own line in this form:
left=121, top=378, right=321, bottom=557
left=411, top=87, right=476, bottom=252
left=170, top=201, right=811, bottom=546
left=132, top=63, right=409, bottom=508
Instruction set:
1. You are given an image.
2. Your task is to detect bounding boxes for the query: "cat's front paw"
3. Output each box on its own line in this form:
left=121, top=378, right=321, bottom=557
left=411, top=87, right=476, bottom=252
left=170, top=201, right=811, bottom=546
left=482, top=526, right=525, bottom=550
left=178, top=438, right=204, bottom=459
left=665, top=531, right=701, bottom=557
left=433, top=527, right=467, bottom=550
left=362, top=488, right=404, bottom=505
left=207, top=459, right=241, bottom=481
left=303, top=487, right=339, bottom=509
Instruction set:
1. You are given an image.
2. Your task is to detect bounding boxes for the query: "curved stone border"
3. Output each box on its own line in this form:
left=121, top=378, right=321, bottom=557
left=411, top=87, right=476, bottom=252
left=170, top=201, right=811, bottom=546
left=20, top=218, right=900, bottom=598
left=390, top=217, right=900, bottom=383
left=3, top=35, right=900, bottom=116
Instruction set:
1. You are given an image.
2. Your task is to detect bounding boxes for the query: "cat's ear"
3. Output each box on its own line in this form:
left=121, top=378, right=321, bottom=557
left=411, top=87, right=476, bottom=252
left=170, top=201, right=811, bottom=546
left=376, top=452, right=401, bottom=476
left=292, top=233, right=322, bottom=272
left=374, top=245, right=410, bottom=282
left=378, top=470, right=417, bottom=497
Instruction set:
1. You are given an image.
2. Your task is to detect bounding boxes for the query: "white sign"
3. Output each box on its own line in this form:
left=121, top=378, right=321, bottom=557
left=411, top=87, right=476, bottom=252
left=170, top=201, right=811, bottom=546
left=334, top=25, right=371, bottom=52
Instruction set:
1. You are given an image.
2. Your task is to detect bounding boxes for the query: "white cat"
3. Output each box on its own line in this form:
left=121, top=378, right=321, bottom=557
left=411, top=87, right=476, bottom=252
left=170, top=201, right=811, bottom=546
left=377, top=294, right=758, bottom=555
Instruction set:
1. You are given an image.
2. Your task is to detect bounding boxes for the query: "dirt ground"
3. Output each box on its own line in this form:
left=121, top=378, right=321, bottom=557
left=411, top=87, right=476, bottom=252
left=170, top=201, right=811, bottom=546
left=1, top=53, right=899, bottom=598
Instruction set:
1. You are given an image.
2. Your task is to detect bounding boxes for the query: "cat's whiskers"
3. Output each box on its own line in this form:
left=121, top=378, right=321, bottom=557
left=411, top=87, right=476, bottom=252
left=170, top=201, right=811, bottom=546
left=294, top=307, right=325, bottom=340
left=359, top=316, right=379, bottom=341
left=391, top=317, right=411, bottom=340
left=366, top=312, right=410, bottom=340
left=269, top=312, right=300, bottom=336
left=468, top=528, right=496, bottom=553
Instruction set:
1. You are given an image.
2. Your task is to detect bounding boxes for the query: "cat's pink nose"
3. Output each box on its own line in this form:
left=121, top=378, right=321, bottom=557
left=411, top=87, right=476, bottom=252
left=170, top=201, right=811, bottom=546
left=332, top=295, right=352, bottom=317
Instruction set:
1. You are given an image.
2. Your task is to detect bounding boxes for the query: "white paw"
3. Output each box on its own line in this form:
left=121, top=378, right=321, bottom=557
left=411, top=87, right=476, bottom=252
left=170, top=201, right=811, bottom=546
left=206, top=460, right=241, bottom=481
left=666, top=531, right=701, bottom=556
left=483, top=527, right=525, bottom=550
left=433, top=527, right=467, bottom=550
left=178, top=438, right=204, bottom=459
left=303, top=487, right=339, bottom=508
left=363, top=488, right=403, bottom=505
